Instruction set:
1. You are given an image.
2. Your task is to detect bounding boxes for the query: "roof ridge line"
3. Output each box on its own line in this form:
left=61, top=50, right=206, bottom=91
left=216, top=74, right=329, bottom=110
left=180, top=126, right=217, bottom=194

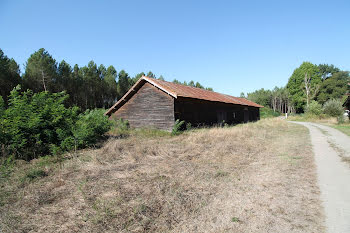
left=142, top=76, right=178, bottom=98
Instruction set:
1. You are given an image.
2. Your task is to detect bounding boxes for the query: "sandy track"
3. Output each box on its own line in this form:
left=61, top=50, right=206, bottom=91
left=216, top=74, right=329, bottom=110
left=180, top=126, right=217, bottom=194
left=291, top=122, right=350, bottom=233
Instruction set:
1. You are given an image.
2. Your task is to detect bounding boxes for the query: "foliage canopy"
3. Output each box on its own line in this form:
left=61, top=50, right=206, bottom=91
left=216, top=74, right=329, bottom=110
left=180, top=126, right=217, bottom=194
left=0, top=87, right=111, bottom=160
left=286, top=62, right=322, bottom=112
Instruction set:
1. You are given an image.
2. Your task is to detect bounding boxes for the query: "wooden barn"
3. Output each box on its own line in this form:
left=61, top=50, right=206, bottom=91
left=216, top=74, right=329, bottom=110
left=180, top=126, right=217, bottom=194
left=105, top=76, right=263, bottom=131
left=344, top=94, right=350, bottom=111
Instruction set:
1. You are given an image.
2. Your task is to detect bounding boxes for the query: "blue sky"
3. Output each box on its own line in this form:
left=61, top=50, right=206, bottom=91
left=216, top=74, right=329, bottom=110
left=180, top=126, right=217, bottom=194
left=1, top=0, right=349, bottom=96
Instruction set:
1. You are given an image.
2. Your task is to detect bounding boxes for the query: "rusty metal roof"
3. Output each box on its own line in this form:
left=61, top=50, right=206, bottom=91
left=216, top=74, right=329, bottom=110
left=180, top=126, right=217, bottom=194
left=105, top=76, right=263, bottom=116
left=144, top=77, right=263, bottom=108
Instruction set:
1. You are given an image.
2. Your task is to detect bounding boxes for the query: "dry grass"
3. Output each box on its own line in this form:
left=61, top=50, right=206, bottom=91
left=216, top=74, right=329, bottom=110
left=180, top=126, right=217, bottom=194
left=0, top=118, right=325, bottom=232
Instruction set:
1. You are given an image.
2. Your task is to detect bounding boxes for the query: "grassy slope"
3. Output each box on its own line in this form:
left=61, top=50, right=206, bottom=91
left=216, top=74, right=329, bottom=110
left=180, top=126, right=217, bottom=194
left=0, top=119, right=325, bottom=233
left=288, top=115, right=350, bottom=136
left=329, top=124, right=350, bottom=136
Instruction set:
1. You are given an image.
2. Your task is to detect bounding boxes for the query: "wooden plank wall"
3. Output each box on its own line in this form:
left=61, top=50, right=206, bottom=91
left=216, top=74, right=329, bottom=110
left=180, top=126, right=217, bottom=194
left=111, top=83, right=175, bottom=131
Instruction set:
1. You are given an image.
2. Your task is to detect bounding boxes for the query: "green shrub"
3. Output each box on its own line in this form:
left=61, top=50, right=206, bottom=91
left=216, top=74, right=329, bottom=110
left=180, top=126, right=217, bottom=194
left=0, top=87, right=111, bottom=161
left=260, top=107, right=280, bottom=118
left=0, top=86, right=78, bottom=160
left=72, top=109, right=112, bottom=148
left=305, top=100, right=322, bottom=116
left=172, top=119, right=185, bottom=135
left=337, top=115, right=345, bottom=124
left=111, top=118, right=130, bottom=136
left=323, top=99, right=344, bottom=117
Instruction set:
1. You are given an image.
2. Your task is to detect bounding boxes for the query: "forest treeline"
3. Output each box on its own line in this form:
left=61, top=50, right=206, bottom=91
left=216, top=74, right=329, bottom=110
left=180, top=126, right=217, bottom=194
left=1, top=48, right=348, bottom=115
left=0, top=48, right=212, bottom=110
left=245, top=62, right=350, bottom=113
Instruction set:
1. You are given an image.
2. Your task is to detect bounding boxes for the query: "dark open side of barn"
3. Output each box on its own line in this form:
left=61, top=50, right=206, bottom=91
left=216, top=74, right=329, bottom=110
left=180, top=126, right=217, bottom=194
left=344, top=95, right=350, bottom=111
left=105, top=77, right=263, bottom=131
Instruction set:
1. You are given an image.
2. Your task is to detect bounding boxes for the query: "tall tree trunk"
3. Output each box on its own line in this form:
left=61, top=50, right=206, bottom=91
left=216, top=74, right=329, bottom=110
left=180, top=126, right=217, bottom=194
left=304, top=73, right=310, bottom=107
left=279, top=97, right=282, bottom=112
left=41, top=69, right=47, bottom=92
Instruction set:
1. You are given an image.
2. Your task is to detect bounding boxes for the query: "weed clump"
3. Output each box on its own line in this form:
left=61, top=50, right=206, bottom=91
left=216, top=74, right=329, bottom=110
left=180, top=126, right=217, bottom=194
left=110, top=118, right=130, bottom=137
left=172, top=119, right=185, bottom=135
left=231, top=217, right=241, bottom=222
left=25, top=168, right=47, bottom=181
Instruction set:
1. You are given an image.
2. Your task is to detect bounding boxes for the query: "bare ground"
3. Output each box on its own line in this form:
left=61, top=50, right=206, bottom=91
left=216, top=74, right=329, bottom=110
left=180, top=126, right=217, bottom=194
left=0, top=119, right=325, bottom=232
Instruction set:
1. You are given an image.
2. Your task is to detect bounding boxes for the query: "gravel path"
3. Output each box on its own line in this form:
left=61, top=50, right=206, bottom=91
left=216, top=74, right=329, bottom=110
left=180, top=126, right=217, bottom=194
left=291, top=121, right=350, bottom=233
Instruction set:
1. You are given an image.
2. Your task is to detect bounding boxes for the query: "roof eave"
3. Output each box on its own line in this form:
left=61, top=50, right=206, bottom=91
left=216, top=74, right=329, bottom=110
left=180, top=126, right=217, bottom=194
left=104, top=77, right=145, bottom=116
left=105, top=76, right=264, bottom=116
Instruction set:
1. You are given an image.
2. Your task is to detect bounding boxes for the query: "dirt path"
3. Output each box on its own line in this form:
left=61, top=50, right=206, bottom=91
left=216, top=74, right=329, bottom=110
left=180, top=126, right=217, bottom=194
left=291, top=121, right=350, bottom=233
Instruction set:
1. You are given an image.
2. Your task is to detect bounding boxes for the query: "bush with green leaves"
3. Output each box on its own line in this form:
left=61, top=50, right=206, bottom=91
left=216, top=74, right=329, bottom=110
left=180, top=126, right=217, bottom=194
left=0, top=87, right=78, bottom=160
left=323, top=99, right=344, bottom=117
left=0, top=86, right=111, bottom=160
left=260, top=107, right=280, bottom=118
left=305, top=100, right=322, bottom=116
left=72, top=109, right=112, bottom=148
